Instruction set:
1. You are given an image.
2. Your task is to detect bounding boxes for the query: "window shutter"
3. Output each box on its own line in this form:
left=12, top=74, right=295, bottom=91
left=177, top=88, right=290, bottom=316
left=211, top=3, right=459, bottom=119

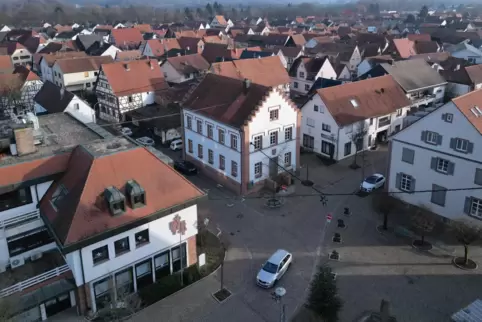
left=410, top=177, right=416, bottom=193
left=474, top=168, right=482, bottom=185
left=430, top=157, right=437, bottom=170
left=450, top=138, right=456, bottom=150
left=436, top=134, right=443, bottom=145
left=467, top=141, right=474, bottom=154
left=447, top=162, right=455, bottom=175
left=441, top=113, right=446, bottom=121
left=396, top=173, right=401, bottom=189
left=420, top=131, right=427, bottom=142
left=464, top=197, right=472, bottom=214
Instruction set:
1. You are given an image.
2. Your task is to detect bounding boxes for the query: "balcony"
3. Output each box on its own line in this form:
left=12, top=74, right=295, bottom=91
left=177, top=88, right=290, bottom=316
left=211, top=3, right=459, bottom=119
left=0, top=210, right=40, bottom=230
left=377, top=117, right=391, bottom=128
left=0, top=251, right=70, bottom=298
left=410, top=94, right=436, bottom=107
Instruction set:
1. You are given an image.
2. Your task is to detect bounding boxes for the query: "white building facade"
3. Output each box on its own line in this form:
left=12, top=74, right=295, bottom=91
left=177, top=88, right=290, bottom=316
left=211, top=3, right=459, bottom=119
left=388, top=100, right=482, bottom=222
left=291, top=58, right=337, bottom=95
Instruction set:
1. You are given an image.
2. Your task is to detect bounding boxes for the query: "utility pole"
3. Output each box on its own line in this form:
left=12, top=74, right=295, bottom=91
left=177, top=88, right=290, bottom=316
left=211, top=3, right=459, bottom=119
left=272, top=287, right=287, bottom=322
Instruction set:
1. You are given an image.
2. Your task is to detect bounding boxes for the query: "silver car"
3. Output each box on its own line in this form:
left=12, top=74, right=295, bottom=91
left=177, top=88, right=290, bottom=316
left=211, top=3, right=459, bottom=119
left=256, top=249, right=292, bottom=288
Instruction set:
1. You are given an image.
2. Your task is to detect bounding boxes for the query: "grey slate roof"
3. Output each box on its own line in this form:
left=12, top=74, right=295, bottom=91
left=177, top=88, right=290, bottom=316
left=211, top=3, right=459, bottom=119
left=34, top=81, right=74, bottom=113
left=380, top=59, right=447, bottom=92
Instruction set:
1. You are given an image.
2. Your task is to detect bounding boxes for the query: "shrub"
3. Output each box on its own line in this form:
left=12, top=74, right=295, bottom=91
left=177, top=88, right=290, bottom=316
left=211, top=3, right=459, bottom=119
left=306, top=265, right=342, bottom=322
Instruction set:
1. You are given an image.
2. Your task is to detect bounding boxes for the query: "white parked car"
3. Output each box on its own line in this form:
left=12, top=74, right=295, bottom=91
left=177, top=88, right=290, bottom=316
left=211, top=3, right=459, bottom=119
left=120, top=127, right=133, bottom=136
left=136, top=137, right=155, bottom=146
left=256, top=249, right=292, bottom=288
left=170, top=139, right=183, bottom=151
left=360, top=173, right=386, bottom=193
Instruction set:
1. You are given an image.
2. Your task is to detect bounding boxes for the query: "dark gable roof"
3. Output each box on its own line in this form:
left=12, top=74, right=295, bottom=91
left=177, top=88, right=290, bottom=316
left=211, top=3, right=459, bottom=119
left=34, top=81, right=75, bottom=113
left=233, top=34, right=288, bottom=47
left=75, top=34, right=104, bottom=51
left=239, top=50, right=273, bottom=59
left=55, top=31, right=78, bottom=39
left=289, top=56, right=330, bottom=80
left=380, top=59, right=447, bottom=92
left=183, top=74, right=271, bottom=128
left=413, top=40, right=439, bottom=54
left=201, top=43, right=233, bottom=63
left=177, top=37, right=202, bottom=53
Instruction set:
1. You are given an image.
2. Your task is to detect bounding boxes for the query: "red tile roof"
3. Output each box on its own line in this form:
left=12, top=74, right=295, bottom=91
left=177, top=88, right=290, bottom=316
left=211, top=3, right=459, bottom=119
left=110, top=28, right=144, bottom=48
left=0, top=55, right=13, bottom=72
left=13, top=65, right=40, bottom=82
left=210, top=56, right=289, bottom=87
left=0, top=154, right=70, bottom=187
left=144, top=39, right=181, bottom=57
left=407, top=33, right=431, bottom=42
left=215, top=15, right=228, bottom=26
left=134, top=24, right=153, bottom=34
left=165, top=53, right=209, bottom=74
left=101, top=59, right=168, bottom=96
left=55, top=56, right=113, bottom=74
left=452, top=89, right=482, bottom=134
left=393, top=38, right=417, bottom=58
left=40, top=145, right=205, bottom=246
left=316, top=75, right=411, bottom=126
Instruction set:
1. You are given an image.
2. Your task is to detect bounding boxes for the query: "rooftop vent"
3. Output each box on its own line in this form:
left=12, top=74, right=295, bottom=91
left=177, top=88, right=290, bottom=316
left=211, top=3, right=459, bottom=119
left=123, top=63, right=130, bottom=71
left=126, top=179, right=146, bottom=209
left=470, top=106, right=482, bottom=117
left=104, top=186, right=126, bottom=216
left=350, top=99, right=359, bottom=108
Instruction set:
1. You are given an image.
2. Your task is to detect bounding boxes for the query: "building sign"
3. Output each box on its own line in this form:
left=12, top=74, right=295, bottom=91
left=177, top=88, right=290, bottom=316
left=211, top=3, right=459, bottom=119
left=169, top=214, right=187, bottom=235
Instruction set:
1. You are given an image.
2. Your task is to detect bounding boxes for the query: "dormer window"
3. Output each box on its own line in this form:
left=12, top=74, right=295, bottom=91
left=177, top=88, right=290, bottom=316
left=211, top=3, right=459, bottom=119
left=50, top=184, right=68, bottom=211
left=126, top=180, right=146, bottom=209
left=104, top=186, right=126, bottom=216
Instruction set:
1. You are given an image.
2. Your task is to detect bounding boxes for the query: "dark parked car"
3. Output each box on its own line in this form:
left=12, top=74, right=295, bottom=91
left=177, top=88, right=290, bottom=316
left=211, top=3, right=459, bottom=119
left=173, top=160, right=198, bottom=175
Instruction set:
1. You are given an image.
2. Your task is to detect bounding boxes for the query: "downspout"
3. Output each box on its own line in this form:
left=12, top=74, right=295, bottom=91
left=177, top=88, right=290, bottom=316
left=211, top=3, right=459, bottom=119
left=240, top=128, right=244, bottom=195
left=337, top=126, right=341, bottom=160
left=79, top=250, right=90, bottom=313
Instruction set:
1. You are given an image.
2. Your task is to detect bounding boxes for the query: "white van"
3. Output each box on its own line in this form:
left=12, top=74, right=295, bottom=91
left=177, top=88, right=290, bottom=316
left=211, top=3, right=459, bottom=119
left=170, top=139, right=183, bottom=151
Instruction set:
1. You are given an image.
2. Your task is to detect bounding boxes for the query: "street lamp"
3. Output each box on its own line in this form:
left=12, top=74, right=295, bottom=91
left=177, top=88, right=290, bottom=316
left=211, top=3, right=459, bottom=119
left=272, top=286, right=287, bottom=322
left=216, top=227, right=226, bottom=292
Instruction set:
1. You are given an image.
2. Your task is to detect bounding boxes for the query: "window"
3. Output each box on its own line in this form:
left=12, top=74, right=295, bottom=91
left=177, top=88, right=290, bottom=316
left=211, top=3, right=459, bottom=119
left=304, top=84, right=310, bottom=91
left=345, top=124, right=353, bottom=134
left=299, top=71, right=305, bottom=78
left=284, top=127, right=293, bottom=141
left=207, top=124, right=213, bottom=138
left=467, top=197, right=482, bottom=219
left=254, top=162, right=262, bottom=178
left=344, top=142, right=351, bottom=156
left=94, top=72, right=98, bottom=76
left=270, top=131, right=278, bottom=145
left=114, top=237, right=130, bottom=256
left=431, top=184, right=447, bottom=207
left=219, top=155, right=225, bottom=170
left=303, top=134, right=314, bottom=149
left=74, top=103, right=79, bottom=110
left=284, top=152, right=292, bottom=166
left=398, top=173, right=413, bottom=192
left=115, top=268, right=134, bottom=295
left=350, top=99, right=358, bottom=108
left=314, top=105, right=319, bottom=112
left=7, top=228, right=53, bottom=257
left=231, top=134, right=238, bottom=150
left=452, top=138, right=471, bottom=153
left=172, top=243, right=187, bottom=273
left=231, top=161, right=238, bottom=177
left=208, top=149, right=214, bottom=164
left=0, top=187, right=32, bottom=212
left=436, top=158, right=449, bottom=173
left=154, top=251, right=170, bottom=280
left=188, top=139, right=193, bottom=153
left=269, top=109, right=279, bottom=121
left=128, top=96, right=133, bottom=103
left=475, top=168, right=482, bottom=186
left=218, top=129, right=225, bottom=144
left=321, top=141, right=332, bottom=155
left=322, top=123, right=331, bottom=133
left=306, top=117, right=315, bottom=127
left=186, top=116, right=192, bottom=129
left=92, top=245, right=109, bottom=264
left=135, top=229, right=149, bottom=247
left=369, top=118, right=373, bottom=126
left=253, top=135, right=262, bottom=150
left=198, top=144, right=203, bottom=158
left=396, top=109, right=402, bottom=117
left=86, top=83, right=91, bottom=88
left=401, top=148, right=415, bottom=164
left=84, top=72, right=89, bottom=77
left=442, top=113, right=453, bottom=123
left=94, top=277, right=112, bottom=310
left=294, top=82, right=298, bottom=88
left=196, top=120, right=202, bottom=134
left=421, top=131, right=441, bottom=145
left=135, top=260, right=153, bottom=289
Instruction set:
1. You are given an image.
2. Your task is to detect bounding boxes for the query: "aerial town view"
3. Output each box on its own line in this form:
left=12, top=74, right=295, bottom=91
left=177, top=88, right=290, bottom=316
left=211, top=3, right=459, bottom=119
left=1, top=0, right=482, bottom=321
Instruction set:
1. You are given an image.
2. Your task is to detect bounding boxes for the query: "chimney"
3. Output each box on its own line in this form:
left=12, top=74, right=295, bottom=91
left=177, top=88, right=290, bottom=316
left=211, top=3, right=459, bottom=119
left=123, top=63, right=130, bottom=71
left=455, top=64, right=460, bottom=71
left=14, top=127, right=36, bottom=156
left=148, top=60, right=153, bottom=70
left=243, top=79, right=251, bottom=93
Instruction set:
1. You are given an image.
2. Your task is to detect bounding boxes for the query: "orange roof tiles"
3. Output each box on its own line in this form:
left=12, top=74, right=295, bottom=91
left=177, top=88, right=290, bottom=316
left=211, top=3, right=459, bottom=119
left=101, top=59, right=168, bottom=96
left=393, top=38, right=417, bottom=58
left=316, top=75, right=411, bottom=126
left=110, top=28, right=144, bottom=48
left=215, top=15, right=228, bottom=26
left=0, top=55, right=13, bottom=72
left=453, top=89, right=482, bottom=134
left=134, top=24, right=153, bottom=34
left=41, top=146, right=205, bottom=246
left=210, top=56, right=289, bottom=87
left=144, top=39, right=181, bottom=57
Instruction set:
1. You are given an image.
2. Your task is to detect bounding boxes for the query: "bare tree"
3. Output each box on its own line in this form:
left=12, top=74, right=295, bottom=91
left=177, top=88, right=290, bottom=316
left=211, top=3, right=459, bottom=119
left=0, top=78, right=23, bottom=118
left=410, top=206, right=436, bottom=248
left=349, top=121, right=368, bottom=168
left=450, top=220, right=482, bottom=268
